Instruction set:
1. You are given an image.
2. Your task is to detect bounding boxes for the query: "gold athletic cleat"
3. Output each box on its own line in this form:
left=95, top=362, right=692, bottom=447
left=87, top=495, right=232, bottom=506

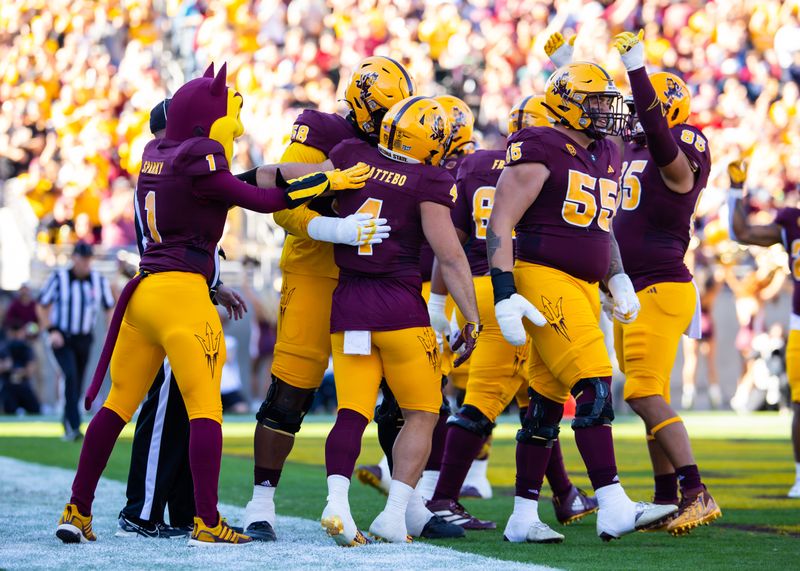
left=321, top=515, right=371, bottom=547
left=355, top=464, right=388, bottom=496
left=667, top=487, right=721, bottom=536
left=56, top=503, right=97, bottom=543
left=188, top=515, right=252, bottom=546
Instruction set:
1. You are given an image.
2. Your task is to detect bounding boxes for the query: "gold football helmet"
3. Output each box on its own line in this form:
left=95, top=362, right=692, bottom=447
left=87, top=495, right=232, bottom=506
left=650, top=72, right=690, bottom=127
left=344, top=56, right=416, bottom=137
left=434, top=95, right=475, bottom=156
left=543, top=62, right=625, bottom=139
left=508, top=95, right=551, bottom=134
left=379, top=96, right=451, bottom=166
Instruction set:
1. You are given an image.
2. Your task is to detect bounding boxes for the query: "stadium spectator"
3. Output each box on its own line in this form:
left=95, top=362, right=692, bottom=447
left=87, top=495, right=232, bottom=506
left=36, top=241, right=115, bottom=440
left=0, top=321, right=41, bottom=415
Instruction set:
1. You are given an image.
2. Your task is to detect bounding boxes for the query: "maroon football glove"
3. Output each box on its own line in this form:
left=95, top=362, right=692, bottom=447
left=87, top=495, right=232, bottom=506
left=451, top=321, right=482, bottom=367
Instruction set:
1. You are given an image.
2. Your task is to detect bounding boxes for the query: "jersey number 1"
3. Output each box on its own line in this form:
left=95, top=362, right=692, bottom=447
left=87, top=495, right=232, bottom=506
left=356, top=198, right=383, bottom=255
left=144, top=191, right=162, bottom=243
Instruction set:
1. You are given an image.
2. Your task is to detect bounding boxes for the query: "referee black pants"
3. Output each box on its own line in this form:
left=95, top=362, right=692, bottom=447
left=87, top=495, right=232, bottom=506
left=121, top=361, right=194, bottom=527
left=53, top=333, right=93, bottom=433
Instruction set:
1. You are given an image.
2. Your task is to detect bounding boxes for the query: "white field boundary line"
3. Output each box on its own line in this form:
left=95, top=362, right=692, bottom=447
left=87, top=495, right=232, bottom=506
left=0, top=456, right=559, bottom=571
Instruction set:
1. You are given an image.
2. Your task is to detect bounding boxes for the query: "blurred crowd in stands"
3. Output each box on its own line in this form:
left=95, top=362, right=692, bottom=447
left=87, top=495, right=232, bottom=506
left=1, top=0, right=800, bottom=413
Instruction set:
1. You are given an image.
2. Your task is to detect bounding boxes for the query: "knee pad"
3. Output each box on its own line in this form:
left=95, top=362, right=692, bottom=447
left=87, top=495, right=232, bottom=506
left=256, top=376, right=316, bottom=434
left=375, top=380, right=404, bottom=430
left=516, top=388, right=560, bottom=447
left=570, top=377, right=615, bottom=430
left=447, top=404, right=495, bottom=437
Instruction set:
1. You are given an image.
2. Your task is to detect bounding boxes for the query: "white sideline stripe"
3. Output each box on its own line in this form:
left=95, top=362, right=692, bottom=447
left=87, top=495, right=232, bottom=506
left=0, top=457, right=557, bottom=571
left=140, top=359, right=172, bottom=522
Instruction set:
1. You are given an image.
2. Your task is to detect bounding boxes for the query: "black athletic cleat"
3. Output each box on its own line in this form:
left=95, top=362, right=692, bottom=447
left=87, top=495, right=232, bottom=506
left=245, top=520, right=277, bottom=542
left=116, top=513, right=161, bottom=538
left=419, top=514, right=466, bottom=539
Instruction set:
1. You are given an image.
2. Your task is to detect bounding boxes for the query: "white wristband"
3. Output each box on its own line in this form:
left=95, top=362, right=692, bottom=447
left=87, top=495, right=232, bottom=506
left=427, top=292, right=447, bottom=311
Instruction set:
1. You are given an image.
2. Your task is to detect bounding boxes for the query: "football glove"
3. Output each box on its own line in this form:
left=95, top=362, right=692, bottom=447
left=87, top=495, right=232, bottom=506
left=495, top=294, right=547, bottom=346
left=451, top=321, right=482, bottom=367
left=427, top=292, right=451, bottom=336
left=728, top=159, right=748, bottom=187
left=612, top=30, right=645, bottom=72
left=282, top=162, right=371, bottom=209
left=607, top=273, right=640, bottom=324
left=308, top=213, right=390, bottom=246
left=544, top=32, right=575, bottom=68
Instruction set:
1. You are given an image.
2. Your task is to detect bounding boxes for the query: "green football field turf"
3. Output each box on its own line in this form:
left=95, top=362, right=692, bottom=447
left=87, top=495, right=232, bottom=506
left=1, top=412, right=798, bottom=570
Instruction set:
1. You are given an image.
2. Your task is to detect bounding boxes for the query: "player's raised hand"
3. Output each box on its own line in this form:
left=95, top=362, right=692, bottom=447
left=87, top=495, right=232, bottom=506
left=728, top=159, right=748, bottom=188
left=327, top=162, right=371, bottom=190
left=451, top=321, right=482, bottom=367
left=607, top=274, right=640, bottom=324
left=495, top=293, right=546, bottom=346
left=544, top=32, right=575, bottom=68
left=612, top=30, right=645, bottom=72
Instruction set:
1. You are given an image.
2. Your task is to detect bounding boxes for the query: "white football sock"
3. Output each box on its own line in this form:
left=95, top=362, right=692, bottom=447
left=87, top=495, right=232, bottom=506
left=383, top=480, right=414, bottom=519
left=466, top=458, right=488, bottom=481
left=417, top=470, right=439, bottom=501
left=405, top=488, right=434, bottom=536
left=595, top=482, right=631, bottom=510
left=244, top=485, right=276, bottom=527
left=327, top=474, right=351, bottom=505
left=511, top=496, right=540, bottom=522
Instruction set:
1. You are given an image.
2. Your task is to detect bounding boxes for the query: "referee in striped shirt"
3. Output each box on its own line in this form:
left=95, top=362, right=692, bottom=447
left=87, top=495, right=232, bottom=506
left=37, top=242, right=115, bottom=440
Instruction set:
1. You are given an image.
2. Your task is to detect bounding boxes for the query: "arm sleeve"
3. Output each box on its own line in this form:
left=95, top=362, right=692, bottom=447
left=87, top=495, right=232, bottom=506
left=271, top=142, right=330, bottom=236
left=628, top=67, right=680, bottom=167
left=193, top=171, right=288, bottom=213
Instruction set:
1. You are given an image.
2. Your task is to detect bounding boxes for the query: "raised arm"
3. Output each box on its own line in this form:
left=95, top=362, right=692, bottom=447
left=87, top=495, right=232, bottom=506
left=613, top=31, right=695, bottom=194
left=728, top=160, right=782, bottom=247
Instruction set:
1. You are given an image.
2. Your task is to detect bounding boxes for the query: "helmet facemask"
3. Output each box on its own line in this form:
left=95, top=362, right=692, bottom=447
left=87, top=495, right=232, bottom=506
left=577, top=91, right=625, bottom=139
left=621, top=96, right=646, bottom=144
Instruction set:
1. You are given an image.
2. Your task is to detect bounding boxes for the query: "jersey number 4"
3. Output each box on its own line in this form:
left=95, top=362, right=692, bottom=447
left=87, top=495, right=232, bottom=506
left=562, top=170, right=619, bottom=232
left=356, top=198, right=383, bottom=255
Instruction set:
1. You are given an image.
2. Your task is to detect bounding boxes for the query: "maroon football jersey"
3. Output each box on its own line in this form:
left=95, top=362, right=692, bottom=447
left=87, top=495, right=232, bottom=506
left=776, top=207, right=800, bottom=315
left=613, top=124, right=711, bottom=291
left=290, top=109, right=357, bottom=155
left=136, top=137, right=286, bottom=281
left=418, top=154, right=470, bottom=281
left=328, top=138, right=457, bottom=332
left=506, top=127, right=622, bottom=283
left=452, top=149, right=506, bottom=276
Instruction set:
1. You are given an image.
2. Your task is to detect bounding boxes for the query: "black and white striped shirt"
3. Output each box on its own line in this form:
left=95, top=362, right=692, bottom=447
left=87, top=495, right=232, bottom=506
left=38, top=268, right=115, bottom=335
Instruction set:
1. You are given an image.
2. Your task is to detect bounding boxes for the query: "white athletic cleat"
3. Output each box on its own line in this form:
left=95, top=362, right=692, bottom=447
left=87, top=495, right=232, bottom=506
left=460, top=459, right=493, bottom=499
left=369, top=510, right=411, bottom=543
left=320, top=503, right=369, bottom=547
left=503, top=513, right=564, bottom=544
left=788, top=481, right=800, bottom=499
left=597, top=501, right=678, bottom=541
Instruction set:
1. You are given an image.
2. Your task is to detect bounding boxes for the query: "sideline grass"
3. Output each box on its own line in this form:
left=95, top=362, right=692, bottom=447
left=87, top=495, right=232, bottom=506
left=1, top=413, right=798, bottom=570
